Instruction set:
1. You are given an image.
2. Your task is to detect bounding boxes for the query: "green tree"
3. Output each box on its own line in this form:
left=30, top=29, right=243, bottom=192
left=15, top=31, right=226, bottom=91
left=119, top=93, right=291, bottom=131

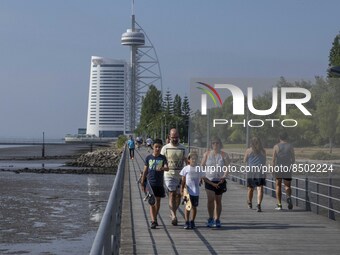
left=328, top=33, right=340, bottom=78
left=173, top=94, right=182, bottom=116
left=316, top=92, right=338, bottom=153
left=182, top=95, right=191, bottom=143
left=163, top=88, right=173, bottom=115
left=137, top=85, right=163, bottom=136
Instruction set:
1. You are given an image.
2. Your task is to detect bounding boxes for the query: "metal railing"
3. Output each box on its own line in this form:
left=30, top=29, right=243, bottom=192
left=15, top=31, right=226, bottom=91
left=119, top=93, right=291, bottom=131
left=190, top=146, right=340, bottom=220
left=227, top=153, right=340, bottom=221
left=89, top=146, right=126, bottom=255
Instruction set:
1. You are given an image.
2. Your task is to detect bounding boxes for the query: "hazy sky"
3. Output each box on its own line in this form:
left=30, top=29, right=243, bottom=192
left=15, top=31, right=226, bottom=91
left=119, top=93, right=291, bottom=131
left=0, top=0, right=339, bottom=139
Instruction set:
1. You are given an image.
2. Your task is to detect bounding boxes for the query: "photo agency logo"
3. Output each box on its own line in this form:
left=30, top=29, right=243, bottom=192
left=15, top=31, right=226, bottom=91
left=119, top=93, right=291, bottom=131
left=195, top=81, right=312, bottom=128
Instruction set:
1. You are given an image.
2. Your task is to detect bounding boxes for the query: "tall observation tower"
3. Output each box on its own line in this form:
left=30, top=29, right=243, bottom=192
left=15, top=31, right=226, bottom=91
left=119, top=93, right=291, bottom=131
left=121, top=0, right=162, bottom=132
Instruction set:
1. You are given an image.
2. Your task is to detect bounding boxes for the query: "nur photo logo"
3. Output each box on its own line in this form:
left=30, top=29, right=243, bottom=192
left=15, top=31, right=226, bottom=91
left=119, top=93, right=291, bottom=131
left=195, top=81, right=312, bottom=128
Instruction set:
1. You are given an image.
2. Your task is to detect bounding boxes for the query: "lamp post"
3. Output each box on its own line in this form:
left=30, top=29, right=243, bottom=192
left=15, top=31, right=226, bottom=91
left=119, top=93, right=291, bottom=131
left=161, top=117, right=164, bottom=142
left=246, top=108, right=250, bottom=148
left=206, top=108, right=210, bottom=150
left=42, top=131, right=45, bottom=158
left=187, top=114, right=191, bottom=150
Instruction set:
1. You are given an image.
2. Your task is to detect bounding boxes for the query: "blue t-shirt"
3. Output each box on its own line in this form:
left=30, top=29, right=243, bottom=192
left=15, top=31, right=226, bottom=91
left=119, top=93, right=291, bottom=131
left=145, top=154, right=168, bottom=187
left=127, top=139, right=135, bottom=149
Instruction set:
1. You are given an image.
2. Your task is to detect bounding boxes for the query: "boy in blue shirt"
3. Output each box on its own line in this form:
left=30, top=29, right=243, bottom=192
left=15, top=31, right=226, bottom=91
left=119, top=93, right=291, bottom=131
left=141, top=139, right=169, bottom=229
left=127, top=136, right=135, bottom=159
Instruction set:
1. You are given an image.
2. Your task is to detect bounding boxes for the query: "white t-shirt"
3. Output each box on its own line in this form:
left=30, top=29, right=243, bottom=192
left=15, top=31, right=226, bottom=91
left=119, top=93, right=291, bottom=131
left=180, top=165, right=205, bottom=196
left=204, top=151, right=229, bottom=181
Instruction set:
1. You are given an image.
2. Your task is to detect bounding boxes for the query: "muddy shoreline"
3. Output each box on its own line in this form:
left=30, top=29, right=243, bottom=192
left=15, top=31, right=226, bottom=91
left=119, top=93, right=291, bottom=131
left=0, top=144, right=117, bottom=254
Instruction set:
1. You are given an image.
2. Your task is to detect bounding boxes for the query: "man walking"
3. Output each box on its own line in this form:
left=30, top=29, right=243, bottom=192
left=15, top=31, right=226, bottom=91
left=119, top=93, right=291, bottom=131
left=161, top=128, right=188, bottom=225
left=272, top=131, right=295, bottom=210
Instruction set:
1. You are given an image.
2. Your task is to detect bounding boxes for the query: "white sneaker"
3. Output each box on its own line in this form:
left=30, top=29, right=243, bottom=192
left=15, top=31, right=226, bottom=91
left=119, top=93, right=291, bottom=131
left=275, top=204, right=282, bottom=210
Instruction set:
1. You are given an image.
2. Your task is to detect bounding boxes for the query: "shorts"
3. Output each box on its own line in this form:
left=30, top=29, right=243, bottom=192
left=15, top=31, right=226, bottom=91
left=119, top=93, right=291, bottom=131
left=151, top=185, right=165, bottom=198
left=189, top=195, right=199, bottom=207
left=276, top=177, right=292, bottom=182
left=164, top=176, right=181, bottom=192
left=205, top=180, right=227, bottom=195
left=247, top=178, right=266, bottom=188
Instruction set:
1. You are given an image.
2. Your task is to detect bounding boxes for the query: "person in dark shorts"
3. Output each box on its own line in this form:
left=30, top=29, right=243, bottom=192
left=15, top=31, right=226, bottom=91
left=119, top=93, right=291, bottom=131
left=146, top=137, right=153, bottom=152
left=272, top=131, right=295, bottom=210
left=136, top=136, right=142, bottom=149
left=180, top=152, right=205, bottom=229
left=127, top=136, right=135, bottom=159
left=141, top=139, right=169, bottom=229
left=244, top=137, right=266, bottom=212
left=201, top=136, right=230, bottom=228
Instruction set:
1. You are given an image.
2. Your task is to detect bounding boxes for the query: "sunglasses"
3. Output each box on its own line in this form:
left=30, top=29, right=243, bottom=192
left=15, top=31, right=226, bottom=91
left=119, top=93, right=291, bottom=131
left=211, top=142, right=220, bottom=145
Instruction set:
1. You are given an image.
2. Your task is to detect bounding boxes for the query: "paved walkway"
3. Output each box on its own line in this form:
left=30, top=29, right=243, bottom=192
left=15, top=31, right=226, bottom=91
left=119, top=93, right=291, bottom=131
left=120, top=147, right=340, bottom=255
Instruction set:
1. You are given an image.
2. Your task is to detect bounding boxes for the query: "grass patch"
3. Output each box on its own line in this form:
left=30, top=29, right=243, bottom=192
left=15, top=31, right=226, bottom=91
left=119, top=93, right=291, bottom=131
left=310, top=151, right=339, bottom=160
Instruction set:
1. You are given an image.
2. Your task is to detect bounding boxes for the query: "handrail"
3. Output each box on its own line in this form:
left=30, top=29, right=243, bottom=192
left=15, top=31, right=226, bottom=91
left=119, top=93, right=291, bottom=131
left=190, top=146, right=340, bottom=220
left=89, top=146, right=126, bottom=255
left=229, top=161, right=339, bottom=220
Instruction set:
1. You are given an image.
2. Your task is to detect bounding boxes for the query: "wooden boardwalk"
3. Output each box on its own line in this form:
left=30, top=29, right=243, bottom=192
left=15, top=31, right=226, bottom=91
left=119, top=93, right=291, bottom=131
left=120, top=147, right=340, bottom=255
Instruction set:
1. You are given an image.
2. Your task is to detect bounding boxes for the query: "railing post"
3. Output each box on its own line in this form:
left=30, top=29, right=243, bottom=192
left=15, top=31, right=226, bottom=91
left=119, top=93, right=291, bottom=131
left=328, top=176, right=335, bottom=220
left=295, top=178, right=298, bottom=207
left=271, top=176, right=275, bottom=198
left=305, top=176, right=311, bottom=211
left=316, top=183, right=319, bottom=215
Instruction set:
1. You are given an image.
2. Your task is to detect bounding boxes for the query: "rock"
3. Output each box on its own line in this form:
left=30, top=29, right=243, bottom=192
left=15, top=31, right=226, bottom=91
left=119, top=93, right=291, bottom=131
left=67, top=145, right=122, bottom=169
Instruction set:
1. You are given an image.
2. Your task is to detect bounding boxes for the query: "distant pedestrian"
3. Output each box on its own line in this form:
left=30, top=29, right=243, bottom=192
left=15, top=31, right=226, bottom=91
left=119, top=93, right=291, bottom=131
left=140, top=139, right=169, bottom=229
left=136, top=136, right=142, bottom=149
left=272, top=131, right=295, bottom=210
left=180, top=152, right=205, bottom=229
left=201, top=136, right=230, bottom=228
left=127, top=136, right=135, bottom=159
left=146, top=137, right=153, bottom=152
left=161, top=128, right=188, bottom=226
left=244, top=137, right=266, bottom=212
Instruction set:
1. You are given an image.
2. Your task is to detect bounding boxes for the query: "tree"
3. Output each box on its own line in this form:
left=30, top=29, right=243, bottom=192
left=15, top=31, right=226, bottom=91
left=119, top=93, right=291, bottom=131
left=328, top=33, right=340, bottom=78
left=137, top=85, right=163, bottom=136
left=316, top=92, right=338, bottom=153
left=163, top=88, right=173, bottom=115
left=182, top=95, right=191, bottom=143
left=173, top=94, right=182, bottom=117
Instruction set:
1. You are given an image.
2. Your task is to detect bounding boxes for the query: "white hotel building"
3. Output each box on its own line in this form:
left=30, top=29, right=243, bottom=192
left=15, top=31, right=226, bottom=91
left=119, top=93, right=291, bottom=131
left=86, top=56, right=129, bottom=138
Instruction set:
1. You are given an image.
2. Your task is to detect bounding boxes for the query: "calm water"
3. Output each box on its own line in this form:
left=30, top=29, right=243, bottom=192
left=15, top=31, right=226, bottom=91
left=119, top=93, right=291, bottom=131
left=0, top=172, right=114, bottom=255
left=0, top=145, right=32, bottom=149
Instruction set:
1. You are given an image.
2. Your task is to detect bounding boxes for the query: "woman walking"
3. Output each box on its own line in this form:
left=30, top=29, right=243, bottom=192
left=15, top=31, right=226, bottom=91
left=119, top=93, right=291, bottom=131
left=244, top=137, right=266, bottom=212
left=201, top=136, right=230, bottom=228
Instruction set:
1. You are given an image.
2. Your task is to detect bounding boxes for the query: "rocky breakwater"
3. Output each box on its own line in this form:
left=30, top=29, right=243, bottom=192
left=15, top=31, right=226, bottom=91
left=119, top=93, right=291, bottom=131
left=66, top=145, right=123, bottom=174
left=0, top=144, right=123, bottom=175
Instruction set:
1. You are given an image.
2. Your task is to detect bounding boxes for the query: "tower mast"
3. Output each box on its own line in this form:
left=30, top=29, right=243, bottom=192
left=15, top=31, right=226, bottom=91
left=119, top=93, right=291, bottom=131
left=121, top=0, right=145, bottom=132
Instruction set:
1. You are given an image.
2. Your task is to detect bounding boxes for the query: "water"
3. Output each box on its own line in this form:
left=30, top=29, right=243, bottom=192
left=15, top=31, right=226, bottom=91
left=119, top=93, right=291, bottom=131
left=0, top=161, right=64, bottom=169
left=0, top=145, right=32, bottom=149
left=0, top=171, right=114, bottom=254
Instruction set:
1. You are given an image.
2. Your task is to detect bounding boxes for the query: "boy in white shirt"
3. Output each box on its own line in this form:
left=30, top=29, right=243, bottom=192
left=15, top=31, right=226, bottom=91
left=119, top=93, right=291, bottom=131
left=180, top=152, right=205, bottom=229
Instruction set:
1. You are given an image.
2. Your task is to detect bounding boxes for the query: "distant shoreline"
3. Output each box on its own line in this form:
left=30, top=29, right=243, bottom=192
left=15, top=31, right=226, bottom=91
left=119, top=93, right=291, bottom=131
left=0, top=143, right=117, bottom=174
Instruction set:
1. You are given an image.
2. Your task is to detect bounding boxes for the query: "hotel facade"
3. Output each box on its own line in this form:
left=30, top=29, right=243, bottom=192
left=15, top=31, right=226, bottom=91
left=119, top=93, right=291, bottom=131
left=86, top=56, right=129, bottom=137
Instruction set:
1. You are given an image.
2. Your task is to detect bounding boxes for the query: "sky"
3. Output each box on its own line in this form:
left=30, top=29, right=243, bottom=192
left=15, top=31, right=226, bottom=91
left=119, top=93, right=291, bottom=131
left=0, top=0, right=339, bottom=139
